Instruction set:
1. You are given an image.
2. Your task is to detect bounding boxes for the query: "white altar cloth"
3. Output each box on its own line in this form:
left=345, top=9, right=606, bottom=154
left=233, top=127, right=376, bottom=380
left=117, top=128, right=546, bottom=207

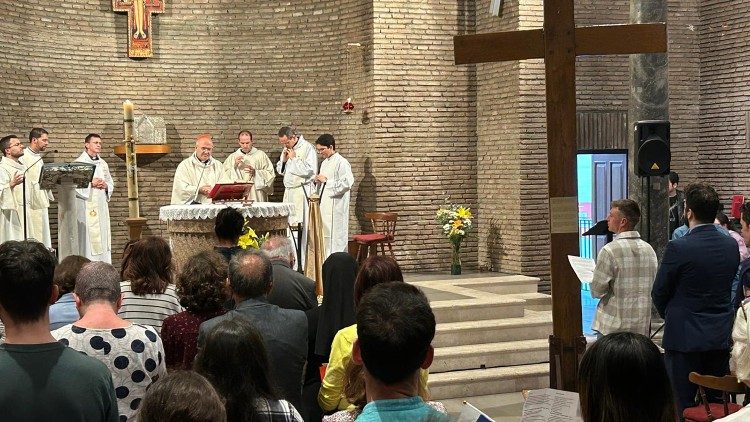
left=159, top=202, right=295, bottom=222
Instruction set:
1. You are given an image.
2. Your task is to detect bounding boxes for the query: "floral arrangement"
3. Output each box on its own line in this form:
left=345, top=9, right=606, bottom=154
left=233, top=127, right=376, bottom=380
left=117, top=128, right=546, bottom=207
left=436, top=204, right=473, bottom=275
left=436, top=204, right=473, bottom=246
left=237, top=220, right=269, bottom=250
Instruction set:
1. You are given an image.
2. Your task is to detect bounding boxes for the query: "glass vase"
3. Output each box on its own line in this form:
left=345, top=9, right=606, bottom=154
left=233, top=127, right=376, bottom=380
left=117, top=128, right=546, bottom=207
left=451, top=243, right=462, bottom=275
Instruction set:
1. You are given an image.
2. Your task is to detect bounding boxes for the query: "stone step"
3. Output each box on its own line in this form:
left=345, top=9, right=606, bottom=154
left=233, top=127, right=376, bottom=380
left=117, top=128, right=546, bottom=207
left=411, top=275, right=541, bottom=296
left=433, top=311, right=553, bottom=348
left=428, top=363, right=550, bottom=400
left=432, top=339, right=549, bottom=372
left=431, top=297, right=527, bottom=323
left=508, top=292, right=552, bottom=311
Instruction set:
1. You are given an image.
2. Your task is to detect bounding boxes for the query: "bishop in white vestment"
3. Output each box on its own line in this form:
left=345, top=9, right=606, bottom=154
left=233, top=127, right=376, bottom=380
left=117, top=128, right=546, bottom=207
left=223, top=130, right=275, bottom=201
left=0, top=136, right=27, bottom=243
left=171, top=134, right=229, bottom=205
left=68, top=134, right=114, bottom=263
left=314, top=134, right=354, bottom=258
left=20, top=129, right=54, bottom=247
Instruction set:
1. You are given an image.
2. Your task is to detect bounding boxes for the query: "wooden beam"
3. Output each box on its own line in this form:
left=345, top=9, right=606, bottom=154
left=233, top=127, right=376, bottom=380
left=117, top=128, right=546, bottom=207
left=544, top=0, right=585, bottom=393
left=454, top=23, right=666, bottom=65
left=454, top=29, right=544, bottom=64
left=576, top=23, right=667, bottom=56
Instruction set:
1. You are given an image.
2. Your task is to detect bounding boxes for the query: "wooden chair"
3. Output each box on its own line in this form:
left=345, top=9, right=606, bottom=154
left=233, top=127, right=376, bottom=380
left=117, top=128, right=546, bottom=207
left=683, top=372, right=746, bottom=422
left=352, top=212, right=397, bottom=265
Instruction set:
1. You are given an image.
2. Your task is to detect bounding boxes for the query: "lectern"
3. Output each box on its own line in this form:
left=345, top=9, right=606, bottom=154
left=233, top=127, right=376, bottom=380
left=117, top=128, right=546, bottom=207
left=40, top=162, right=96, bottom=260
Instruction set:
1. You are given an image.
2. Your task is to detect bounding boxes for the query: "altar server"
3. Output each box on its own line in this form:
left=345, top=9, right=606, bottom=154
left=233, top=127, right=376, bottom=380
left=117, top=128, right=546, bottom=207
left=314, top=134, right=353, bottom=258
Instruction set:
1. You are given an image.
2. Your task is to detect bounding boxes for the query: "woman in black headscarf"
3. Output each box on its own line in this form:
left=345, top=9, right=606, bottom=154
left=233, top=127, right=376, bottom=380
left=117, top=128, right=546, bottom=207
left=315, top=252, right=359, bottom=359
left=302, top=252, right=358, bottom=422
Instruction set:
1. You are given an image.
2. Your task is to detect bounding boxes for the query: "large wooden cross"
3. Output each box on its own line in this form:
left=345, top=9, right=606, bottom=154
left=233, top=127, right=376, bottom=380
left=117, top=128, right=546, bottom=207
left=454, top=2, right=666, bottom=391
left=112, top=0, right=165, bottom=58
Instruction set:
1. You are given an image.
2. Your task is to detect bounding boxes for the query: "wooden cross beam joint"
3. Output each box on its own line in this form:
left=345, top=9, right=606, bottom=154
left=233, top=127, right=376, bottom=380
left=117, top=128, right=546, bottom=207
left=454, top=23, right=667, bottom=65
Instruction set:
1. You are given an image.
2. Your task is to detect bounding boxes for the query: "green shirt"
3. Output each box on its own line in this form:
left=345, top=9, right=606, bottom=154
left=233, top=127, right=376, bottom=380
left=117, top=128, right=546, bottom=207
left=0, top=342, right=118, bottom=421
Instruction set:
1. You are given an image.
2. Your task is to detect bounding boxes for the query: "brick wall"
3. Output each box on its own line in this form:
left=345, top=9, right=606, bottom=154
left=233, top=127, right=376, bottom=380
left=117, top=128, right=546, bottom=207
left=0, top=0, right=478, bottom=273
left=0, top=0, right=372, bottom=268
left=0, top=0, right=729, bottom=279
left=699, top=0, right=750, bottom=200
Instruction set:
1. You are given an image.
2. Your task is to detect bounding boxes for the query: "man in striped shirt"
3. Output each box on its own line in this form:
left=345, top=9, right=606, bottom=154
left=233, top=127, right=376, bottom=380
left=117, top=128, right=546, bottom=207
left=590, top=199, right=657, bottom=338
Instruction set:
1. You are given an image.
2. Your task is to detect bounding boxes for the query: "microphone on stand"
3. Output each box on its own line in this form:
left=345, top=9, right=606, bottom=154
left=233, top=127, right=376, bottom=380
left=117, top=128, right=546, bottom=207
left=187, top=159, right=209, bottom=205
left=22, top=149, right=57, bottom=240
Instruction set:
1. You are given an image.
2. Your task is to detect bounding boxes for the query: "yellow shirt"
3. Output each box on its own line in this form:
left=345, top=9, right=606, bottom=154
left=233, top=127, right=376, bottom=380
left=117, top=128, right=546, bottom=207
left=317, top=323, right=430, bottom=411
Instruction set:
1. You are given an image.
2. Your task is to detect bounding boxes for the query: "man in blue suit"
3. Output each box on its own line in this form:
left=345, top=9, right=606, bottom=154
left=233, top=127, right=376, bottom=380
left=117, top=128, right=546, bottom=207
left=652, top=182, right=739, bottom=416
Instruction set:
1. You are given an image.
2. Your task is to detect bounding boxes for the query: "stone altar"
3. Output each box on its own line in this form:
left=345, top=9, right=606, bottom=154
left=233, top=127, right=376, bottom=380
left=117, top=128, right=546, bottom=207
left=159, top=202, right=294, bottom=268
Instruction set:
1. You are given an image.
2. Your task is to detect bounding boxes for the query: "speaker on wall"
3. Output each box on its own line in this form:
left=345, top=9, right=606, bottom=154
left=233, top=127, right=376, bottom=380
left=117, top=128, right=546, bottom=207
left=635, top=120, right=670, bottom=177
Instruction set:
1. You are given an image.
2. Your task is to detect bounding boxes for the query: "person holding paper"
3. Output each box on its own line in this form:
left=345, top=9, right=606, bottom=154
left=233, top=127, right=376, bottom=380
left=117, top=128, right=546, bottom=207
left=222, top=130, right=275, bottom=202
left=67, top=134, right=114, bottom=263
left=0, top=135, right=26, bottom=243
left=590, top=199, right=657, bottom=337
left=171, top=134, right=229, bottom=205
left=314, top=134, right=354, bottom=259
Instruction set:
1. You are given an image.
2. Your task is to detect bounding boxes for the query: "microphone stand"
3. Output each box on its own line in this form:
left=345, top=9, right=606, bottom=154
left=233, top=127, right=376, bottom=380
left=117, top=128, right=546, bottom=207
left=21, top=149, right=55, bottom=240
left=187, top=158, right=209, bottom=205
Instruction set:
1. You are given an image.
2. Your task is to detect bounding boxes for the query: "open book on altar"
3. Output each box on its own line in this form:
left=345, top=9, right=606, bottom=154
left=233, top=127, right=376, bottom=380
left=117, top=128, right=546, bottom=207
left=208, top=182, right=254, bottom=202
left=39, top=162, right=96, bottom=189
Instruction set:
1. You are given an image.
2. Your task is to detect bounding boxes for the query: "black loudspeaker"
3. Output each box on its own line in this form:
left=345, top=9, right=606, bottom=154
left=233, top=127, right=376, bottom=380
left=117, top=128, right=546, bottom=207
left=635, top=120, right=670, bottom=176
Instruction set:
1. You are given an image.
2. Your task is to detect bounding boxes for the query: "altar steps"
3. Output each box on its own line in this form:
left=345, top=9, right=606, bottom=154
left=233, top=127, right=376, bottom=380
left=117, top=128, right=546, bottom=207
left=406, top=273, right=552, bottom=401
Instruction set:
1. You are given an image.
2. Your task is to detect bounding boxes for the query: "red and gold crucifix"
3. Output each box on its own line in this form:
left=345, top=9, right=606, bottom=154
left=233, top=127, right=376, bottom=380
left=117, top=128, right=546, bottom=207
left=112, top=0, right=165, bottom=58
left=454, top=3, right=667, bottom=391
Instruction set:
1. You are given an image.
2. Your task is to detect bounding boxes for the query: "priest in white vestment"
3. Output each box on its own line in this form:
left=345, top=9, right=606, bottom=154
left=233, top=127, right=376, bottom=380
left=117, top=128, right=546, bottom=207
left=222, top=130, right=275, bottom=201
left=276, top=127, right=317, bottom=264
left=171, top=134, right=230, bottom=205
left=0, top=135, right=28, bottom=243
left=19, top=128, right=54, bottom=247
left=314, top=134, right=354, bottom=258
left=64, top=134, right=114, bottom=263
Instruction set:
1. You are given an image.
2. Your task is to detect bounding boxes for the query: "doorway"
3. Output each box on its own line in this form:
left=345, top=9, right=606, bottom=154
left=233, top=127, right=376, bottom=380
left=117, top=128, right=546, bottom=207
left=577, top=151, right=628, bottom=258
left=577, top=150, right=628, bottom=336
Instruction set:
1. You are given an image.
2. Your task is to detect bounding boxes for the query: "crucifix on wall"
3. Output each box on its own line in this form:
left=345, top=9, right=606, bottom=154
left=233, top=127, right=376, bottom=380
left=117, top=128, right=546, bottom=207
left=453, top=3, right=666, bottom=391
left=112, top=0, right=165, bottom=58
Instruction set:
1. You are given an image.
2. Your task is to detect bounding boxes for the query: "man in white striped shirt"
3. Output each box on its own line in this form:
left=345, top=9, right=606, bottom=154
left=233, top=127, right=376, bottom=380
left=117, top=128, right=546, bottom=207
left=590, top=199, right=657, bottom=338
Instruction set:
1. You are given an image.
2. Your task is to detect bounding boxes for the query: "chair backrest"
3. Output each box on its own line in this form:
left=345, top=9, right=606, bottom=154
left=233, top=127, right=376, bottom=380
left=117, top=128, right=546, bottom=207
left=364, top=212, right=397, bottom=239
left=688, top=373, right=746, bottom=394
left=687, top=372, right=746, bottom=420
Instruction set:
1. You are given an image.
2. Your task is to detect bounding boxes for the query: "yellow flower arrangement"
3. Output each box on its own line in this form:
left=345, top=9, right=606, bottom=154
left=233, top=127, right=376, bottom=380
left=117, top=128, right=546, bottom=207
left=237, top=220, right=269, bottom=250
left=436, top=204, right=473, bottom=246
left=436, top=204, right=473, bottom=275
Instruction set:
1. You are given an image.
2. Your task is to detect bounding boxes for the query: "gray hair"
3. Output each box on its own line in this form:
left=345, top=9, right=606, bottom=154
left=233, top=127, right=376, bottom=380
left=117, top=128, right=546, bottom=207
left=228, top=250, right=273, bottom=299
left=261, top=235, right=294, bottom=265
left=74, top=262, right=121, bottom=304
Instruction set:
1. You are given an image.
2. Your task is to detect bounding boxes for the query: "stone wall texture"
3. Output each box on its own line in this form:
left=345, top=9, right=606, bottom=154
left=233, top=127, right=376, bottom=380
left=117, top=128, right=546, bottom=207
left=0, top=0, right=740, bottom=286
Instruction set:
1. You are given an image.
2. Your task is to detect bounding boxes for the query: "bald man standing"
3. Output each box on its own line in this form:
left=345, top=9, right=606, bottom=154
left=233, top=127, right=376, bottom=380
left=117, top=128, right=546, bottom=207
left=171, top=134, right=230, bottom=205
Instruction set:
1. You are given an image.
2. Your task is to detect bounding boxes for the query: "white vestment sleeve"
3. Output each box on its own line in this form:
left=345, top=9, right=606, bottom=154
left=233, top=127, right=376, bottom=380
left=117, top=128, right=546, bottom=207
left=171, top=161, right=197, bottom=205
left=325, top=157, right=354, bottom=198
left=254, top=151, right=276, bottom=191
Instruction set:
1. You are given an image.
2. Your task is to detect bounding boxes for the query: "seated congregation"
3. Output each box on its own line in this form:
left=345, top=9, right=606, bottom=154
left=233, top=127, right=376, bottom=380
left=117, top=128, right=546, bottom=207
left=5, top=188, right=750, bottom=422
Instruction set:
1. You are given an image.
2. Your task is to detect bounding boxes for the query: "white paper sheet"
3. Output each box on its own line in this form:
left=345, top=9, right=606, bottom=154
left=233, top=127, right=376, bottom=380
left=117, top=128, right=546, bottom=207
left=521, top=388, right=583, bottom=422
left=568, top=255, right=596, bottom=284
left=456, top=401, right=495, bottom=422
